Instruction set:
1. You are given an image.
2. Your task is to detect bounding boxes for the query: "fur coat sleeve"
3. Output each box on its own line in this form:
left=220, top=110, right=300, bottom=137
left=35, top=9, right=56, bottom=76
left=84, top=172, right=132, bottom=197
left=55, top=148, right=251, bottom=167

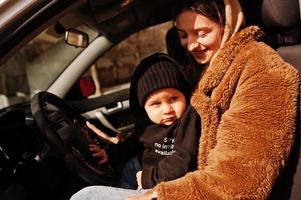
left=153, top=26, right=300, bottom=199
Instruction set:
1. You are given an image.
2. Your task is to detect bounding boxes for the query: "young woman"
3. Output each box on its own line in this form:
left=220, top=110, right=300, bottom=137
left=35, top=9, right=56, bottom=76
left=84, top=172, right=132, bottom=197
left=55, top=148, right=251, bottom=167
left=70, top=0, right=300, bottom=199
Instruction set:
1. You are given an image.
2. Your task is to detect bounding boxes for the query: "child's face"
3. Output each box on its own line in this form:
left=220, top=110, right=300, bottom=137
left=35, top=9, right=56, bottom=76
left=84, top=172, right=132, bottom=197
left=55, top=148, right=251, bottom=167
left=144, top=88, right=187, bottom=126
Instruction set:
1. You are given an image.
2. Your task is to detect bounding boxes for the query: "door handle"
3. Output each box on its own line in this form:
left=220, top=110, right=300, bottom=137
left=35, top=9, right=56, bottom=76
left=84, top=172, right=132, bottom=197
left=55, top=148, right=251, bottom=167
left=102, top=101, right=123, bottom=115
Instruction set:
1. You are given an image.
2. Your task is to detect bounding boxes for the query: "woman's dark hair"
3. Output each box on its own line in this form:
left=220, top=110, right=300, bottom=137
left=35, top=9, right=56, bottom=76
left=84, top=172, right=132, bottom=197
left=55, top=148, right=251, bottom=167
left=172, top=0, right=225, bottom=27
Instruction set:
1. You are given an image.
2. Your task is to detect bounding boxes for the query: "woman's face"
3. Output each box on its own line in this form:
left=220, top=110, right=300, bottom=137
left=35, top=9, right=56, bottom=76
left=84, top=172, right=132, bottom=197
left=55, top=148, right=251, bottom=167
left=176, top=10, right=224, bottom=64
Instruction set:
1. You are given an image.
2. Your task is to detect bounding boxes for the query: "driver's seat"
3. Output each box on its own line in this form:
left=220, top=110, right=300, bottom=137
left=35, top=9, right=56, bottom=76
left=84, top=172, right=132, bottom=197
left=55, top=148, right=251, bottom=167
left=240, top=0, right=301, bottom=199
left=240, top=0, right=301, bottom=70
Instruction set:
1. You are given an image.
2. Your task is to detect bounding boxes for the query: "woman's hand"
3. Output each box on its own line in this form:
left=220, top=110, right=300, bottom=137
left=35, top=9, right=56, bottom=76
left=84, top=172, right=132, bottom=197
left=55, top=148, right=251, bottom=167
left=89, top=144, right=108, bottom=165
left=125, top=193, right=153, bottom=200
left=136, top=171, right=143, bottom=190
left=86, top=121, right=119, bottom=144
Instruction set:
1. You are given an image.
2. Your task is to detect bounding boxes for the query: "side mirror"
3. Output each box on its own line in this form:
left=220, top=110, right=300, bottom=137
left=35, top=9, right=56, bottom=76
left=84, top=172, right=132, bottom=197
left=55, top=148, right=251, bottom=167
left=79, top=76, right=96, bottom=97
left=65, top=29, right=89, bottom=48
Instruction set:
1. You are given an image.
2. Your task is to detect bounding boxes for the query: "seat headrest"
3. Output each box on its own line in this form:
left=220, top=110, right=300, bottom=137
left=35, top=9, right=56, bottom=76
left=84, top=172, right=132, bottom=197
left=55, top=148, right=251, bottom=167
left=261, top=0, right=301, bottom=30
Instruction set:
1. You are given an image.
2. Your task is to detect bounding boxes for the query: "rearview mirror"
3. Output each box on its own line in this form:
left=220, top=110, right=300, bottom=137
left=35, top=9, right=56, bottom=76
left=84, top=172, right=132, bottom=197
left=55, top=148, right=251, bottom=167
left=65, top=29, right=89, bottom=48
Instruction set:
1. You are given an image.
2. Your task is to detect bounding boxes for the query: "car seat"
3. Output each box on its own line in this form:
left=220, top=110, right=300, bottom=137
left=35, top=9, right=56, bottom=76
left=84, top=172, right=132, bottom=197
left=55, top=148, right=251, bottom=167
left=240, top=0, right=301, bottom=70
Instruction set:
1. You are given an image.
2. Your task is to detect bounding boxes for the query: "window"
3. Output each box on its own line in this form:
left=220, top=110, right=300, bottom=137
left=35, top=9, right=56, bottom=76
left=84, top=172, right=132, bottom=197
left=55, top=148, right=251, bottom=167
left=0, top=25, right=98, bottom=108
left=88, top=22, right=172, bottom=97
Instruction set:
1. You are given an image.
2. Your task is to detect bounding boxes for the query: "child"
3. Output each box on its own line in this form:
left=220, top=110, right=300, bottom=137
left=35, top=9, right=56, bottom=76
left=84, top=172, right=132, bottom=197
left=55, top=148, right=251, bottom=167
left=89, top=53, right=201, bottom=189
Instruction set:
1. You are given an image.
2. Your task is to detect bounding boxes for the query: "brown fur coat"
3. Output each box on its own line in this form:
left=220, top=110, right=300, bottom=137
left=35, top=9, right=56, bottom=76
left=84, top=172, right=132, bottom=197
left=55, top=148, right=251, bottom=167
left=154, top=26, right=300, bottom=199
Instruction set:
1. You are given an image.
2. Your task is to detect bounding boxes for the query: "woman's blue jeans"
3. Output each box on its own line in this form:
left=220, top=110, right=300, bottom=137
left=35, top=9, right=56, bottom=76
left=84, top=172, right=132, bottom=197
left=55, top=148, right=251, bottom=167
left=70, top=156, right=144, bottom=200
left=70, top=186, right=148, bottom=200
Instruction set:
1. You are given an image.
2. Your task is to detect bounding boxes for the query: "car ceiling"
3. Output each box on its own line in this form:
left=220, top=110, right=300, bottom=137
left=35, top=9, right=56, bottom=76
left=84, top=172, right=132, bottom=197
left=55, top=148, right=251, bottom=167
left=74, top=0, right=178, bottom=42
left=0, top=0, right=178, bottom=64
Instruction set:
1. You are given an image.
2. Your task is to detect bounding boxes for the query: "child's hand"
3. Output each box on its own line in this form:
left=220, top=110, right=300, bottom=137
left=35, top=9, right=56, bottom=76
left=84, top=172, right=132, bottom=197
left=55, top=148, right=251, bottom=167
left=89, top=144, right=108, bottom=165
left=136, top=171, right=143, bottom=190
left=86, top=121, right=119, bottom=144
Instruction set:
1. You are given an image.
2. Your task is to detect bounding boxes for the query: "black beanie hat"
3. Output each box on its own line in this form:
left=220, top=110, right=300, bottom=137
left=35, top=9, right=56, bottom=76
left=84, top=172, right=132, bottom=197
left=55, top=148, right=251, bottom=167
left=137, top=60, right=188, bottom=106
left=130, top=53, right=190, bottom=115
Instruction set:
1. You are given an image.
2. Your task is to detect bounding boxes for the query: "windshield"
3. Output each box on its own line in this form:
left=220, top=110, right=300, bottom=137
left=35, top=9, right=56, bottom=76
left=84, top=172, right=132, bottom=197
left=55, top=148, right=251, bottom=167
left=0, top=25, right=98, bottom=109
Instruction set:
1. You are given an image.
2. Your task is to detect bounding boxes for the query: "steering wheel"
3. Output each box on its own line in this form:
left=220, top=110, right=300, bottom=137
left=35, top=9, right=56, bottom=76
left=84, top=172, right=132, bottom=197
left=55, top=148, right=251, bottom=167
left=31, top=91, right=116, bottom=185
